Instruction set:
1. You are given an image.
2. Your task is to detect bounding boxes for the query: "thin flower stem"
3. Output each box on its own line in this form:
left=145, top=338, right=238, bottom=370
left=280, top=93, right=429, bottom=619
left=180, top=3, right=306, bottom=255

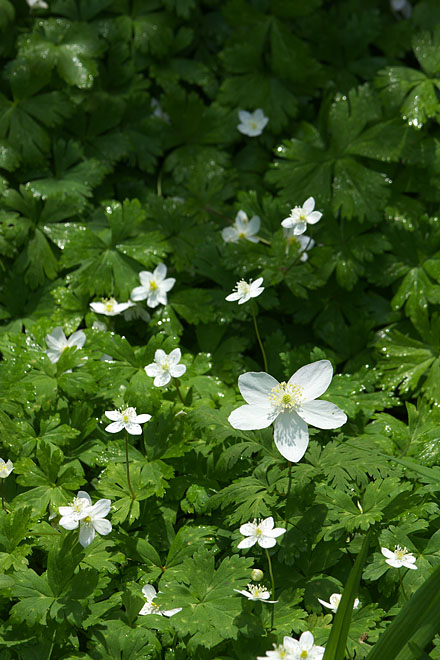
left=156, top=164, right=164, bottom=197
left=256, top=236, right=271, bottom=246
left=283, top=230, right=313, bottom=276
left=124, top=430, right=136, bottom=500
left=251, top=305, right=268, bottom=372
left=173, top=378, right=185, bottom=405
left=398, top=567, right=409, bottom=601
left=284, top=462, right=292, bottom=523
left=265, top=548, right=276, bottom=630
left=204, top=206, right=232, bottom=221
left=1, top=480, right=4, bottom=511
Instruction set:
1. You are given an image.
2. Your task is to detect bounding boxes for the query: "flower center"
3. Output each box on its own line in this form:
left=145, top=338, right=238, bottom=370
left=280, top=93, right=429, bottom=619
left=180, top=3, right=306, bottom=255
left=150, top=280, right=158, bottom=291
left=120, top=407, right=135, bottom=423
left=394, top=545, right=407, bottom=560
left=72, top=497, right=89, bottom=514
left=250, top=121, right=258, bottom=129
left=161, top=361, right=169, bottom=371
left=268, top=382, right=304, bottom=411
left=236, top=280, right=251, bottom=296
left=300, top=652, right=308, bottom=659
left=238, top=231, right=247, bottom=238
left=83, top=515, right=92, bottom=523
left=104, top=298, right=116, bottom=312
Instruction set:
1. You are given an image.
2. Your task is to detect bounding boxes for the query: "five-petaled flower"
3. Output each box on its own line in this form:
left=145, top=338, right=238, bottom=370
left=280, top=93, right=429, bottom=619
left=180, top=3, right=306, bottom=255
left=58, top=490, right=112, bottom=548
left=228, top=360, right=347, bottom=463
left=281, top=197, right=322, bottom=236
left=237, top=517, right=286, bottom=549
left=318, top=593, right=359, bottom=613
left=257, top=632, right=325, bottom=660
left=0, top=458, right=13, bottom=479
left=237, top=109, right=269, bottom=137
left=139, top=584, right=182, bottom=617
left=221, top=210, right=261, bottom=244
left=381, top=546, right=417, bottom=570
left=226, top=277, right=264, bottom=305
left=144, top=348, right=186, bottom=387
left=45, top=327, right=86, bottom=364
left=131, top=263, right=175, bottom=308
left=234, top=583, right=277, bottom=602
left=90, top=298, right=134, bottom=316
left=105, top=407, right=151, bottom=435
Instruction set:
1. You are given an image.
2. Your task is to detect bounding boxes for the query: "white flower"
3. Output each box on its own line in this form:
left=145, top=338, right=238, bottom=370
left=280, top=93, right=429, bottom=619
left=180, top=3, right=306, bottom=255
left=151, top=98, right=170, bottom=123
left=237, top=517, right=286, bottom=549
left=105, top=407, right=151, bottom=435
left=26, top=0, right=49, bottom=8
left=257, top=634, right=324, bottom=660
left=130, top=263, right=175, bottom=308
left=222, top=210, right=261, bottom=244
left=0, top=458, right=13, bottom=478
left=226, top=277, right=264, bottom=305
left=390, top=0, right=412, bottom=18
left=381, top=546, right=418, bottom=570
left=281, top=197, right=322, bottom=236
left=45, top=327, right=86, bottom=364
left=318, top=593, right=360, bottom=612
left=283, top=231, right=315, bottom=260
left=144, top=348, right=186, bottom=387
left=139, top=584, right=182, bottom=617
left=228, top=360, right=347, bottom=463
left=257, top=642, right=291, bottom=660
left=90, top=298, right=134, bottom=317
left=58, top=491, right=112, bottom=548
left=123, top=303, right=151, bottom=323
left=234, top=583, right=277, bottom=602
left=237, top=109, right=269, bottom=137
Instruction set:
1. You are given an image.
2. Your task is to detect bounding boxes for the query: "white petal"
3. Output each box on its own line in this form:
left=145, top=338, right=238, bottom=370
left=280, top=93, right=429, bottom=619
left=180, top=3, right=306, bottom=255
left=142, top=584, right=156, bottom=599
left=273, top=412, right=309, bottom=462
left=105, top=410, right=121, bottom=421
left=292, top=222, right=307, bottom=235
left=268, top=527, right=286, bottom=538
left=130, top=286, right=148, bottom=301
left=145, top=363, right=161, bottom=377
left=146, top=291, right=161, bottom=308
left=307, top=211, right=322, bottom=224
left=381, top=547, right=394, bottom=559
left=257, top=536, right=277, bottom=548
left=139, top=271, right=152, bottom=286
left=154, top=349, right=167, bottom=363
left=79, top=524, right=95, bottom=547
left=77, top=491, right=92, bottom=505
left=170, top=364, right=186, bottom=378
left=154, top=263, right=167, bottom=281
left=237, top=372, right=279, bottom=405
left=238, top=110, right=250, bottom=123
left=228, top=403, right=274, bottom=430
left=46, top=350, right=61, bottom=364
left=253, top=277, right=264, bottom=288
left=93, top=518, right=112, bottom=536
left=90, top=499, right=111, bottom=518
left=247, top=216, right=261, bottom=234
left=89, top=302, right=105, bottom=314
left=298, top=399, right=347, bottom=429
left=68, top=331, right=86, bottom=349
left=259, top=517, right=274, bottom=533
left=226, top=292, right=241, bottom=302
left=162, top=608, right=182, bottom=617
left=46, top=327, right=66, bottom=349
left=303, top=197, right=315, bottom=214
left=154, top=372, right=171, bottom=387
left=237, top=536, right=257, bottom=549
left=168, top=348, right=181, bottom=365
left=289, top=360, right=333, bottom=401
left=239, top=522, right=257, bottom=536
left=317, top=598, right=334, bottom=610
left=222, top=227, right=239, bottom=242
left=125, top=422, right=142, bottom=435
left=105, top=421, right=124, bottom=433
left=59, top=517, right=79, bottom=530
left=135, top=414, right=152, bottom=424
left=299, top=631, right=314, bottom=649
left=161, top=277, right=175, bottom=292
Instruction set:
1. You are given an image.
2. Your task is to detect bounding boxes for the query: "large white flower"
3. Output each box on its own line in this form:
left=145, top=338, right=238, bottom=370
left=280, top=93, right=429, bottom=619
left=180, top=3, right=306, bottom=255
left=105, top=407, right=151, bottom=435
left=318, top=593, right=359, bottom=612
left=130, top=263, right=175, bottom=308
left=144, top=348, right=186, bottom=387
left=238, top=517, right=286, bottom=549
left=228, top=360, right=347, bottom=463
left=226, top=277, right=264, bottom=305
left=237, top=109, right=269, bottom=137
left=139, top=584, right=181, bottom=617
left=0, top=458, right=13, bottom=478
left=281, top=197, right=322, bottom=236
left=90, top=298, right=134, bottom=317
left=221, top=210, right=260, bottom=244
left=58, top=491, right=112, bottom=548
left=234, top=583, right=277, bottom=603
left=285, top=632, right=325, bottom=660
left=45, top=327, right=86, bottom=364
left=381, top=546, right=417, bottom=570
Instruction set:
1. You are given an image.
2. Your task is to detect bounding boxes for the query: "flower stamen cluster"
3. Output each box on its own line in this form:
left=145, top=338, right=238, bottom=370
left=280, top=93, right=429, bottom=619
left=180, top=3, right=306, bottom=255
left=268, top=382, right=304, bottom=412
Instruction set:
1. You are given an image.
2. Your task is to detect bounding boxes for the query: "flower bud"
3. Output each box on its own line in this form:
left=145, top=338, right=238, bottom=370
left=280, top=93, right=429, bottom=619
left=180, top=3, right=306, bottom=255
left=251, top=568, right=264, bottom=581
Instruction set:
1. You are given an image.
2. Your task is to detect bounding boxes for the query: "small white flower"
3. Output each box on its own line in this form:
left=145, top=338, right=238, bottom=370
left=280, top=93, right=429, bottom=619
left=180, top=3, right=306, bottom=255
left=0, top=458, right=13, bottom=479
left=123, top=303, right=151, bottom=323
left=226, top=277, right=264, bottom=305
left=258, top=633, right=324, bottom=660
left=131, top=263, right=175, bottom=308
left=237, top=109, right=269, bottom=137
left=234, top=583, right=277, bottom=602
left=139, top=584, right=182, bottom=617
left=257, top=642, right=291, bottom=660
left=58, top=491, right=112, bottom=548
left=283, top=231, right=315, bottom=260
left=151, top=98, right=170, bottom=123
left=381, top=546, right=418, bottom=570
left=144, top=348, right=186, bottom=387
left=221, top=210, right=261, bottom=244
left=26, top=0, right=49, bottom=8
left=237, top=517, right=286, bottom=550
left=228, top=360, right=347, bottom=463
left=281, top=197, right=322, bottom=236
left=105, top=407, right=151, bottom=435
left=390, top=0, right=412, bottom=18
left=318, top=593, right=360, bottom=613
left=45, top=327, right=86, bottom=364
left=90, top=297, right=134, bottom=317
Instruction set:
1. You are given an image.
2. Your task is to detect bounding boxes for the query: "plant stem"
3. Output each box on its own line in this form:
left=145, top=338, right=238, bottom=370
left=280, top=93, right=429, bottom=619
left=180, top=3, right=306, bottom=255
left=398, top=567, right=409, bottom=601
left=265, top=548, right=276, bottom=630
left=283, top=230, right=313, bottom=276
left=251, top=305, right=268, bottom=372
left=174, top=378, right=185, bottom=405
left=124, top=430, right=136, bottom=500
left=284, top=462, right=292, bottom=523
left=1, top=480, right=4, bottom=511
left=256, top=236, right=271, bottom=246
left=204, top=206, right=232, bottom=221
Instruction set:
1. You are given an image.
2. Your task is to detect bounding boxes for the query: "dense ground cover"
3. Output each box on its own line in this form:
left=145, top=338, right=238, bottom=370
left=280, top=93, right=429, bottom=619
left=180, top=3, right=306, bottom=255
left=2, top=0, right=440, bottom=658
